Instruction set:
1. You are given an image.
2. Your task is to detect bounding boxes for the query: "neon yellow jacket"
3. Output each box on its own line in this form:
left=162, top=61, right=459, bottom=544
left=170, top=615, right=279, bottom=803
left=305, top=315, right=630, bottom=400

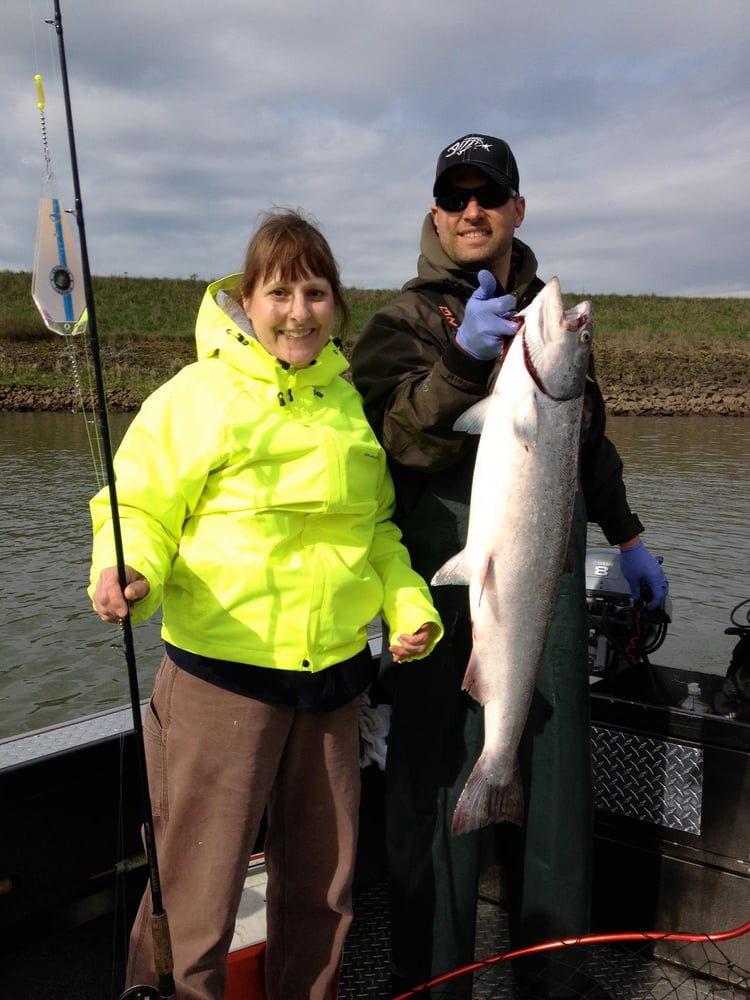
left=89, top=276, right=442, bottom=672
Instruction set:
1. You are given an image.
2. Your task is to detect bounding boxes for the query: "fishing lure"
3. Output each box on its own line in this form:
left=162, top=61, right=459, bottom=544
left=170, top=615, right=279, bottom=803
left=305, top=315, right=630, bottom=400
left=31, top=73, right=87, bottom=337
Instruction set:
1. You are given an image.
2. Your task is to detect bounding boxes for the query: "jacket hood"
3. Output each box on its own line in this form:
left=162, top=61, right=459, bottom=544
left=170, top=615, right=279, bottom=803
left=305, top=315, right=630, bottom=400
left=406, top=213, right=541, bottom=305
left=194, top=273, right=349, bottom=384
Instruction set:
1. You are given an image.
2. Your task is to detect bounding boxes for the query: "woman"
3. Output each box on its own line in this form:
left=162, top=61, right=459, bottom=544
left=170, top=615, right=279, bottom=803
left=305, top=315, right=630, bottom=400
left=90, top=209, right=443, bottom=1000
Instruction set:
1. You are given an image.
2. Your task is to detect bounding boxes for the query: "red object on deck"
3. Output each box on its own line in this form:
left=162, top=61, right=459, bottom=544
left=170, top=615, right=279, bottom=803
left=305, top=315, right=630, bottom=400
left=224, top=853, right=339, bottom=998
left=225, top=942, right=267, bottom=999
left=224, top=942, right=340, bottom=999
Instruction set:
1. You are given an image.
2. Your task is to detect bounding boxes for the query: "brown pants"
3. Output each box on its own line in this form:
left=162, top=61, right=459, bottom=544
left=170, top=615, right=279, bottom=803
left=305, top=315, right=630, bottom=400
left=126, top=656, right=360, bottom=1000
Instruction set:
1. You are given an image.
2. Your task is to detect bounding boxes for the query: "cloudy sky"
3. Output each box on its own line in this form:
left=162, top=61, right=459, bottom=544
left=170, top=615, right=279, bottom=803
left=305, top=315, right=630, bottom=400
left=2, top=0, right=748, bottom=298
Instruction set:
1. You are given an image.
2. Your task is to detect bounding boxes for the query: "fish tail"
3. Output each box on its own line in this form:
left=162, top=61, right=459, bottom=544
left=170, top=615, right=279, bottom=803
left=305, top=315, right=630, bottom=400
left=451, top=757, right=524, bottom=835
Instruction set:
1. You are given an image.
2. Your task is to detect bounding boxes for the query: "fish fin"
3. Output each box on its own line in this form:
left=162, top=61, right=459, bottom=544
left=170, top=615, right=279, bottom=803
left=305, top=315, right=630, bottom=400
left=476, top=554, right=493, bottom=607
left=451, top=756, right=524, bottom=835
left=462, top=555, right=494, bottom=700
left=431, top=550, right=471, bottom=587
left=453, top=397, right=493, bottom=436
left=462, top=648, right=491, bottom=704
left=511, top=391, right=538, bottom=447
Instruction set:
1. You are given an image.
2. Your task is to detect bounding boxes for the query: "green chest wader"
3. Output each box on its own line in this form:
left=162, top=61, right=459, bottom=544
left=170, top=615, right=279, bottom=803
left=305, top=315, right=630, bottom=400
left=498, top=487, right=594, bottom=995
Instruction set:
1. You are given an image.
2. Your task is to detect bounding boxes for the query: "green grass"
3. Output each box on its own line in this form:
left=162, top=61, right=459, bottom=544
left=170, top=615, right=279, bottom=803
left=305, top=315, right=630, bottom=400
left=565, top=292, right=750, bottom=343
left=0, top=270, right=203, bottom=342
left=3, top=269, right=749, bottom=345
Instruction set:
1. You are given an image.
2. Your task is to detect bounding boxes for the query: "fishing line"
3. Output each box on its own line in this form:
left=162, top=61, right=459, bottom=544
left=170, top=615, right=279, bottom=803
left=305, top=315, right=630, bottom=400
left=32, top=70, right=105, bottom=484
left=31, top=3, right=175, bottom=998
left=31, top=3, right=103, bottom=476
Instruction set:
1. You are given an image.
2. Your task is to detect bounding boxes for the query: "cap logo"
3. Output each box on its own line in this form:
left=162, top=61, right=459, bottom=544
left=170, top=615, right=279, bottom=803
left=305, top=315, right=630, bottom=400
left=444, top=136, right=492, bottom=159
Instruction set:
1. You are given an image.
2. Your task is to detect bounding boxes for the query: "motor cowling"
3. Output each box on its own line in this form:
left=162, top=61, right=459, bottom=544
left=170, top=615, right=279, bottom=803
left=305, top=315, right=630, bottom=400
left=585, top=547, right=672, bottom=675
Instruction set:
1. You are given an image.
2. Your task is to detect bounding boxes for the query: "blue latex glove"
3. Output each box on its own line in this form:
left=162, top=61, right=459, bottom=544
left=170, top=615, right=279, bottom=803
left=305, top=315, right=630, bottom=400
left=455, top=269, right=518, bottom=361
left=619, top=540, right=669, bottom=610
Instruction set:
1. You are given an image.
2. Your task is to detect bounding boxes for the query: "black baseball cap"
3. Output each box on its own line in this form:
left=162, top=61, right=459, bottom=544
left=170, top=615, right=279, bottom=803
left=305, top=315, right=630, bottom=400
left=433, top=134, right=520, bottom=196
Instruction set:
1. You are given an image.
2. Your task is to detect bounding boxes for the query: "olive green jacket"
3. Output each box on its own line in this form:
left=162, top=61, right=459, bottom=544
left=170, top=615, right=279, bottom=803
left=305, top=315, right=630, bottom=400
left=351, top=215, right=643, bottom=577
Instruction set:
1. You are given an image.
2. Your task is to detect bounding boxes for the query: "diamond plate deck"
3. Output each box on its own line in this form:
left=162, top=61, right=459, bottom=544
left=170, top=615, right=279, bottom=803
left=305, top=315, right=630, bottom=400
left=591, top=724, right=703, bottom=834
left=339, top=874, right=750, bottom=999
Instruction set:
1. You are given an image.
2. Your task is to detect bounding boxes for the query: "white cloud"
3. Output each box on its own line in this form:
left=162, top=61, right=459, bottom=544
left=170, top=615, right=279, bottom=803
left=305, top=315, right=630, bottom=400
left=2, top=0, right=749, bottom=298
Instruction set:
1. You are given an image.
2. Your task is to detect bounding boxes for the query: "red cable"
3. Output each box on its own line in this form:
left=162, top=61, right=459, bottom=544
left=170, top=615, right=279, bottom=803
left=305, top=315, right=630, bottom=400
left=625, top=607, right=644, bottom=662
left=391, top=920, right=750, bottom=998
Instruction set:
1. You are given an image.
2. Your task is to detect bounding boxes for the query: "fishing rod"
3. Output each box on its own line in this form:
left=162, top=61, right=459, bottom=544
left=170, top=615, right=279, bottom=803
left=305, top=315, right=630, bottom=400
left=37, top=3, right=175, bottom=998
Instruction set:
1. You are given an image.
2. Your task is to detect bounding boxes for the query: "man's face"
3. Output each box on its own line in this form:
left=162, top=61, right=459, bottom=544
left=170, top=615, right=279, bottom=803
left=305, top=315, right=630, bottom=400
left=430, top=165, right=525, bottom=274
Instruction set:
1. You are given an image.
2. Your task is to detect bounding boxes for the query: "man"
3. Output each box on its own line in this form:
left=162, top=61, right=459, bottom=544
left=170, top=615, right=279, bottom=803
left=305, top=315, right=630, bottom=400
left=351, top=133, right=668, bottom=1000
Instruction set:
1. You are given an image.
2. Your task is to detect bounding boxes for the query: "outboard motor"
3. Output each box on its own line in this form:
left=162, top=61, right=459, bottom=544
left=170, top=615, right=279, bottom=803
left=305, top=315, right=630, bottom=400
left=714, top=599, right=750, bottom=718
left=585, top=547, right=672, bottom=675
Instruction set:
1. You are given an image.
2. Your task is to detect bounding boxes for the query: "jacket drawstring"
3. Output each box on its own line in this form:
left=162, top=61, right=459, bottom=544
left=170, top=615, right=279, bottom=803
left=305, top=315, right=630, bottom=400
left=286, top=370, right=298, bottom=404
left=276, top=370, right=301, bottom=407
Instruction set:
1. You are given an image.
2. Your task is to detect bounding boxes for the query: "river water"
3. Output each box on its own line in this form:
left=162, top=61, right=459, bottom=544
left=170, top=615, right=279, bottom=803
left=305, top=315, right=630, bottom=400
left=1, top=411, right=748, bottom=742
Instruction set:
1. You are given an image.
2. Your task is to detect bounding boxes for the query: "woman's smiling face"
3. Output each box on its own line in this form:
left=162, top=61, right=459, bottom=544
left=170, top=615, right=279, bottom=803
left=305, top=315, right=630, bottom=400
left=242, top=272, right=335, bottom=368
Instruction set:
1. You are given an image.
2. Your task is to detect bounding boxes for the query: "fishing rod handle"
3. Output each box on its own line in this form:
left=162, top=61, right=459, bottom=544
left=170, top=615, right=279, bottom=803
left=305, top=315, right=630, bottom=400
left=151, top=910, right=175, bottom=978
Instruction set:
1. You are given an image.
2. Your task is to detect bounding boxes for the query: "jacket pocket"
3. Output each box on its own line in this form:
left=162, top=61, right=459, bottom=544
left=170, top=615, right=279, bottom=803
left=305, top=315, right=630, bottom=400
left=142, top=655, right=176, bottom=821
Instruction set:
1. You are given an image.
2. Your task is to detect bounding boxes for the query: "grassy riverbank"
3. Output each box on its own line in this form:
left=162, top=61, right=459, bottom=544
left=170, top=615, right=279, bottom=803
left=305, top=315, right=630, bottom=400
left=1, top=270, right=749, bottom=414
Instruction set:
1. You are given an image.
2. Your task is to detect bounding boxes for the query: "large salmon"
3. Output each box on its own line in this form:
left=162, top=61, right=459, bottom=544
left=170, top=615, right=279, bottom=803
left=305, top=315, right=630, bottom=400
left=431, top=277, right=593, bottom=835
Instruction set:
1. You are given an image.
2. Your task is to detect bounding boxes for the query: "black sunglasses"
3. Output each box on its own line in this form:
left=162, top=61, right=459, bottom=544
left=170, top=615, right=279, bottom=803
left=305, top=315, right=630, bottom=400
left=434, top=184, right=517, bottom=212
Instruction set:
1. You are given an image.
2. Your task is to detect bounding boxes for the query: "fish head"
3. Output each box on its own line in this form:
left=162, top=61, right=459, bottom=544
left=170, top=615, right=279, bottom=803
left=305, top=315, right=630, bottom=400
left=516, top=277, right=593, bottom=401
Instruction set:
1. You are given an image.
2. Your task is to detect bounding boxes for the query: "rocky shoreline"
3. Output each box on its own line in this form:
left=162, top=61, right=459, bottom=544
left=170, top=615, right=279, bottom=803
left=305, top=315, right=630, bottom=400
left=0, top=341, right=748, bottom=416
left=2, top=384, right=747, bottom=416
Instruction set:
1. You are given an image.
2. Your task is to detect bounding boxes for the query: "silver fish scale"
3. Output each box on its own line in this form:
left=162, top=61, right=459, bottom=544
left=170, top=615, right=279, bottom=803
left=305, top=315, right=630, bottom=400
left=591, top=725, right=703, bottom=834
